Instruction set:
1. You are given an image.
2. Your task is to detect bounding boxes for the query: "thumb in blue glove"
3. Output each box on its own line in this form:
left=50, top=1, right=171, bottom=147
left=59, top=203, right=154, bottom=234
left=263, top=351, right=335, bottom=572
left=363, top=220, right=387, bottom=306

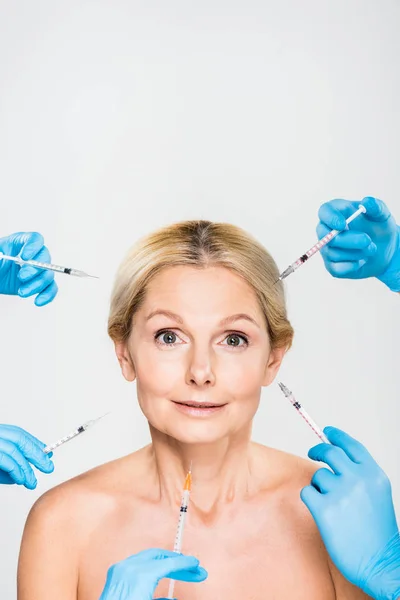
left=0, top=231, right=58, bottom=305
left=98, top=548, right=208, bottom=600
left=301, top=426, right=400, bottom=600
left=317, top=197, right=400, bottom=291
left=0, top=424, right=54, bottom=489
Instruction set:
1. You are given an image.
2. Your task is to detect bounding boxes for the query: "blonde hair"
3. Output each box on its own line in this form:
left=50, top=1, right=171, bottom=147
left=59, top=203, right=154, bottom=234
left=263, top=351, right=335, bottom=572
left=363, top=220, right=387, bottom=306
left=108, top=220, right=294, bottom=350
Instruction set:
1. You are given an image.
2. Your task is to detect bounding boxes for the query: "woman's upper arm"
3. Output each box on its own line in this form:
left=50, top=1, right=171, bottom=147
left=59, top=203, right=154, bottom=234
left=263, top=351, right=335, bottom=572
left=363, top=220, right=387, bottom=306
left=17, top=488, right=80, bottom=600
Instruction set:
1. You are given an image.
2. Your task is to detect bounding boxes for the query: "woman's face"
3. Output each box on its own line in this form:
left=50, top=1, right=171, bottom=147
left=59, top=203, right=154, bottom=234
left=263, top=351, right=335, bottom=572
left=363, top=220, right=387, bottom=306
left=115, top=266, right=286, bottom=444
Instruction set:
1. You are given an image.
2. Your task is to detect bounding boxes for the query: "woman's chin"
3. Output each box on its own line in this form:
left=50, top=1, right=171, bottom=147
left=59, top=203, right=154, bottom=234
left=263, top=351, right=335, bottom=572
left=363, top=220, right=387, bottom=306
left=153, top=422, right=229, bottom=445
left=168, top=433, right=226, bottom=445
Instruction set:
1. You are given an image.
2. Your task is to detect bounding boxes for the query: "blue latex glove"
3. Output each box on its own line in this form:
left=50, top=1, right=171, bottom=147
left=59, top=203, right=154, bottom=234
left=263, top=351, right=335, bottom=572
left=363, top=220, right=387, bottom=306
left=301, top=426, right=400, bottom=600
left=0, top=424, right=54, bottom=489
left=0, top=232, right=58, bottom=305
left=317, top=197, right=400, bottom=292
left=99, top=548, right=208, bottom=600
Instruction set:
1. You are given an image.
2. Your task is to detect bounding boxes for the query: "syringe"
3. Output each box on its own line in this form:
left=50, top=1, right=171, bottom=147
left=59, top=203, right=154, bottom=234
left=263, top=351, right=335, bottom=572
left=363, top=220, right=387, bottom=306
left=276, top=204, right=367, bottom=282
left=0, top=253, right=98, bottom=279
left=167, top=465, right=192, bottom=600
left=43, top=413, right=110, bottom=454
left=278, top=382, right=330, bottom=444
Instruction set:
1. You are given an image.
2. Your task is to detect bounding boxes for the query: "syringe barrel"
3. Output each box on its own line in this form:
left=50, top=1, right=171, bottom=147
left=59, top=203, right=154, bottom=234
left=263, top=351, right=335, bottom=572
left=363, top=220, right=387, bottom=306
left=298, top=407, right=329, bottom=444
left=173, top=490, right=190, bottom=552
left=293, top=228, right=340, bottom=268
left=43, top=427, right=83, bottom=454
left=24, top=259, right=66, bottom=274
left=23, top=259, right=90, bottom=277
left=302, top=205, right=365, bottom=263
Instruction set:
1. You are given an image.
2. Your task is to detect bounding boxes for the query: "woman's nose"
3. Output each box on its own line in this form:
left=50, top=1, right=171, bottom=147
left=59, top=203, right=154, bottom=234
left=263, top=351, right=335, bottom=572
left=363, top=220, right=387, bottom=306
left=185, top=347, right=216, bottom=387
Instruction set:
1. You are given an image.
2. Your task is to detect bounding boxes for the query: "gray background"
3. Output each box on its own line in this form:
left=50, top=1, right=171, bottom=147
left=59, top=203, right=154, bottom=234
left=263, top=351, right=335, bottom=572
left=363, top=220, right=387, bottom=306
left=0, top=1, right=399, bottom=598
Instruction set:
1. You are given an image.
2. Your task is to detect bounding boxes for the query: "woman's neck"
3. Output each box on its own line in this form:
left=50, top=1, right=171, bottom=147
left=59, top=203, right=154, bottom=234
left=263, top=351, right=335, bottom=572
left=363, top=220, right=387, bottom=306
left=147, top=424, right=260, bottom=515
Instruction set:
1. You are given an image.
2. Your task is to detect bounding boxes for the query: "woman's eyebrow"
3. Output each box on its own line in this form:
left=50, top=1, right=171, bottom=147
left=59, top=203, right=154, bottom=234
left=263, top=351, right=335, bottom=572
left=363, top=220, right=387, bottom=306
left=219, top=313, right=260, bottom=328
left=145, top=309, right=183, bottom=323
left=145, top=310, right=260, bottom=329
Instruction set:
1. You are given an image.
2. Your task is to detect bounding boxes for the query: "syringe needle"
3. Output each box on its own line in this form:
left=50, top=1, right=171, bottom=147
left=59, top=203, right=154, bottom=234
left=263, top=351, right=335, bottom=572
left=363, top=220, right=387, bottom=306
left=83, top=412, right=111, bottom=429
left=276, top=204, right=367, bottom=283
left=72, top=269, right=99, bottom=279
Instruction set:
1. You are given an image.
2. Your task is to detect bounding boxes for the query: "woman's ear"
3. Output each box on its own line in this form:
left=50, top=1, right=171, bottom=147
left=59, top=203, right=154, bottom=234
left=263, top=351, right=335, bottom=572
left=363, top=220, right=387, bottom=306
left=262, top=346, right=286, bottom=386
left=114, top=341, right=136, bottom=382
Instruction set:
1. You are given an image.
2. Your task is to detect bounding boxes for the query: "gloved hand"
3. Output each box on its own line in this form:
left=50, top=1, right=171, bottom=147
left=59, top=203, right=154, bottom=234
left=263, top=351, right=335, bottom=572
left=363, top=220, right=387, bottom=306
left=317, top=197, right=400, bottom=291
left=301, top=426, right=400, bottom=600
left=99, top=548, right=208, bottom=600
left=0, top=232, right=58, bottom=305
left=0, top=424, right=54, bottom=489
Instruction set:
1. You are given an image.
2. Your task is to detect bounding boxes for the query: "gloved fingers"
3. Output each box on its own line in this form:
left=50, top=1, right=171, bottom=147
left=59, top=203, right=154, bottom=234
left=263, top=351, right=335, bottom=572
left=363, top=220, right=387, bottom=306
left=320, top=258, right=367, bottom=279
left=161, top=563, right=208, bottom=582
left=310, top=467, right=336, bottom=494
left=0, top=440, right=37, bottom=488
left=19, top=232, right=46, bottom=261
left=0, top=424, right=47, bottom=450
left=18, top=240, right=53, bottom=281
left=18, top=269, right=55, bottom=299
left=115, top=549, right=202, bottom=571
left=308, top=443, right=350, bottom=475
left=149, top=556, right=207, bottom=583
left=318, top=200, right=361, bottom=231
left=0, top=425, right=54, bottom=473
left=18, top=264, right=42, bottom=283
left=300, top=484, right=322, bottom=515
left=323, top=426, right=371, bottom=464
left=18, top=244, right=53, bottom=283
left=19, top=438, right=54, bottom=474
left=0, top=471, right=18, bottom=485
left=34, top=280, right=58, bottom=306
left=19, top=245, right=58, bottom=305
left=361, top=196, right=392, bottom=223
left=17, top=436, right=54, bottom=474
left=0, top=452, right=25, bottom=485
left=121, top=549, right=203, bottom=580
left=0, top=232, right=44, bottom=256
left=108, top=550, right=207, bottom=585
left=322, top=245, right=377, bottom=263
left=127, top=548, right=181, bottom=562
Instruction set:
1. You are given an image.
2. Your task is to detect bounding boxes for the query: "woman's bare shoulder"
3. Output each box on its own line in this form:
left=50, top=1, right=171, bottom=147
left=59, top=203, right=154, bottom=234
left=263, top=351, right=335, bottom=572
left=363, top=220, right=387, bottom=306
left=26, top=446, right=151, bottom=537
left=252, top=442, right=322, bottom=534
left=252, top=441, right=319, bottom=488
left=18, top=447, right=152, bottom=598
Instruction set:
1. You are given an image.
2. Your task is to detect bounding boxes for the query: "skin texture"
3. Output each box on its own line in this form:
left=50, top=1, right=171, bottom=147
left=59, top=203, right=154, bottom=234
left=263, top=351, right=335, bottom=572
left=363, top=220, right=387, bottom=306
left=17, top=266, right=370, bottom=599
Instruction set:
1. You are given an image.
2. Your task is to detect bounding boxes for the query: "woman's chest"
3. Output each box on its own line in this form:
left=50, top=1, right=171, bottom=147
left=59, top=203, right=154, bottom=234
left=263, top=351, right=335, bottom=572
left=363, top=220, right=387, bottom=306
left=77, top=508, right=336, bottom=600
left=155, top=532, right=336, bottom=600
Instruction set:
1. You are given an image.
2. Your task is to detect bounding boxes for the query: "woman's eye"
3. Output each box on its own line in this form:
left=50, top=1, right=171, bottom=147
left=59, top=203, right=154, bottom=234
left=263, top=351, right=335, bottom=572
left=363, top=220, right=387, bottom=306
left=224, top=333, right=248, bottom=347
left=155, top=331, right=248, bottom=347
left=155, top=331, right=179, bottom=345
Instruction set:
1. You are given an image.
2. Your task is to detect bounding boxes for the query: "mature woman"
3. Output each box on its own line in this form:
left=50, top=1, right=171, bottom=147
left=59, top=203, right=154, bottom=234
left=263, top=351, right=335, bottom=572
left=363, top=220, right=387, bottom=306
left=17, top=219, right=399, bottom=600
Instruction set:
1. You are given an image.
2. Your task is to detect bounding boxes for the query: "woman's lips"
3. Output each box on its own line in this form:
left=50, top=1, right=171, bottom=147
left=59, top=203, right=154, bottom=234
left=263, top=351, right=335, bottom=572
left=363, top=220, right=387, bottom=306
left=172, top=401, right=227, bottom=417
